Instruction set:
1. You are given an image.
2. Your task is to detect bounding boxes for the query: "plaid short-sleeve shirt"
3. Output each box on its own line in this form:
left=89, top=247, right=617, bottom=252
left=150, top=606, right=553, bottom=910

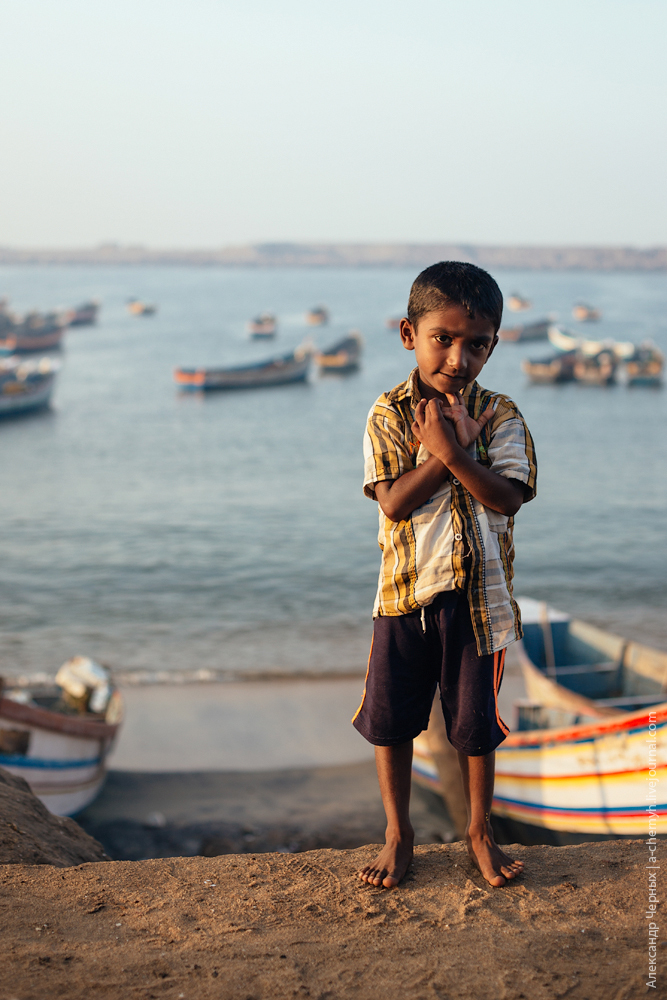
left=363, top=368, right=537, bottom=655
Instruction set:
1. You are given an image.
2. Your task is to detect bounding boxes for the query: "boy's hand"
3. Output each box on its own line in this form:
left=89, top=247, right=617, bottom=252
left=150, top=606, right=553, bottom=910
left=411, top=398, right=458, bottom=463
left=440, top=393, right=496, bottom=449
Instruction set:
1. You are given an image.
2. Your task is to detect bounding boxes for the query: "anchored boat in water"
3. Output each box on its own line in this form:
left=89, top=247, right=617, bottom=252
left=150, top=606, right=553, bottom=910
left=0, top=657, right=123, bottom=816
left=306, top=306, right=329, bottom=326
left=0, top=302, right=68, bottom=354
left=174, top=343, right=313, bottom=390
left=247, top=313, right=277, bottom=339
left=0, top=356, right=60, bottom=417
left=499, top=319, right=551, bottom=343
left=413, top=597, right=667, bottom=843
left=315, top=331, right=362, bottom=372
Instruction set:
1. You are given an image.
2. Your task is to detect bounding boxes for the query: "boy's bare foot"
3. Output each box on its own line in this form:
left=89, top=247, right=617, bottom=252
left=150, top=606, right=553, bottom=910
left=358, top=831, right=414, bottom=888
left=466, top=822, right=524, bottom=887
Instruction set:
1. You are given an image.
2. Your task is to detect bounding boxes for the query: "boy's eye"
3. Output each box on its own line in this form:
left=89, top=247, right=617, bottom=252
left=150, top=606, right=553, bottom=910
left=472, top=341, right=489, bottom=351
left=435, top=335, right=452, bottom=345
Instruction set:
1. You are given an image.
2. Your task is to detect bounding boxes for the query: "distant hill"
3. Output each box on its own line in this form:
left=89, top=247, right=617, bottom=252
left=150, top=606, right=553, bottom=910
left=0, top=242, right=665, bottom=270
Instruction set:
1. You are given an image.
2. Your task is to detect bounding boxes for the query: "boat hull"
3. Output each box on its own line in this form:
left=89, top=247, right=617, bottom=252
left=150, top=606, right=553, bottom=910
left=0, top=375, right=56, bottom=416
left=175, top=351, right=311, bottom=390
left=414, top=702, right=666, bottom=838
left=0, top=328, right=65, bottom=354
left=0, top=695, right=121, bottom=816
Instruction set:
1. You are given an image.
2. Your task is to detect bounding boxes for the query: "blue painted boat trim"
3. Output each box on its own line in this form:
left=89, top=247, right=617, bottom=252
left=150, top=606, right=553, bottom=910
left=0, top=754, right=102, bottom=769
left=493, top=794, right=667, bottom=815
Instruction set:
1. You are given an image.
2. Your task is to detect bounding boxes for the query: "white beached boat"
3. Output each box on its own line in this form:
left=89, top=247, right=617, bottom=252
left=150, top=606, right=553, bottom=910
left=0, top=658, right=123, bottom=816
left=413, top=598, right=667, bottom=842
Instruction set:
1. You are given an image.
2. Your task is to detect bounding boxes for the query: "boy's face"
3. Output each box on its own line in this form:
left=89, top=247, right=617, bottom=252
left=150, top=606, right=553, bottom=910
left=399, top=303, right=498, bottom=400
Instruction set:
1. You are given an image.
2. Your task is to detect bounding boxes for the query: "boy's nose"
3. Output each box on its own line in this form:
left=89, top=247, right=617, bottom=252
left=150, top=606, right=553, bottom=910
left=446, top=346, right=465, bottom=372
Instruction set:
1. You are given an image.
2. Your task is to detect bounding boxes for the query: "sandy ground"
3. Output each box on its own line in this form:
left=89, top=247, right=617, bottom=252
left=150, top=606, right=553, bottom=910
left=1, top=839, right=649, bottom=1000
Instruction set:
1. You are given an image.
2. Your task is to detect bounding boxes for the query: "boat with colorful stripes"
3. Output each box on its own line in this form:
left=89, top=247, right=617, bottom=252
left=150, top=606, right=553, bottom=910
left=413, top=597, right=667, bottom=842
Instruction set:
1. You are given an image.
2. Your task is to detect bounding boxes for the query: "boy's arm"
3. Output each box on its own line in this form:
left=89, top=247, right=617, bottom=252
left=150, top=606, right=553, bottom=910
left=375, top=455, right=449, bottom=523
left=412, top=398, right=524, bottom=517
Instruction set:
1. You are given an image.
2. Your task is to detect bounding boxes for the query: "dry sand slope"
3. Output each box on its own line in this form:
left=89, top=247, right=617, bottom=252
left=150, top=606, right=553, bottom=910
left=1, top=839, right=648, bottom=1000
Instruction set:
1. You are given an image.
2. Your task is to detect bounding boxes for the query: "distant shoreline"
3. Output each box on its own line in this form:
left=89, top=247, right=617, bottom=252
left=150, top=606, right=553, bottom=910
left=0, top=241, right=666, bottom=270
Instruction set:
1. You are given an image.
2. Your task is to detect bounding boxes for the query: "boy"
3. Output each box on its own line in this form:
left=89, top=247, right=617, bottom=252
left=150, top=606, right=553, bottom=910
left=353, top=261, right=536, bottom=888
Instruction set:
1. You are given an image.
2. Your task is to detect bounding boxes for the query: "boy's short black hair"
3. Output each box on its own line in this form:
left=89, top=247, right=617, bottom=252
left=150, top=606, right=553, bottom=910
left=407, top=261, right=503, bottom=333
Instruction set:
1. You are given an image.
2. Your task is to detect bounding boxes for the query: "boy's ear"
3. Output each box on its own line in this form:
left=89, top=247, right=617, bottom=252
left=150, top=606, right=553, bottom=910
left=399, top=318, right=416, bottom=351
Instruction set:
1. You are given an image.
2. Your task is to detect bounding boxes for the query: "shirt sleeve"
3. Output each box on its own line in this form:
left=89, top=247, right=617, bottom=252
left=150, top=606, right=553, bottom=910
left=363, top=397, right=414, bottom=500
left=485, top=399, right=538, bottom=502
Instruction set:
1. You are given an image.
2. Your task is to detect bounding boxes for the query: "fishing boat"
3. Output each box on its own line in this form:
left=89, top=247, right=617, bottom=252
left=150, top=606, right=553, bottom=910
left=0, top=357, right=59, bottom=417
left=507, top=293, right=532, bottom=312
left=624, top=342, right=664, bottom=387
left=413, top=597, right=667, bottom=843
left=306, top=306, right=329, bottom=326
left=247, top=313, right=277, bottom=339
left=0, top=658, right=123, bottom=816
left=573, top=348, right=617, bottom=386
left=0, top=311, right=67, bottom=354
left=174, top=343, right=313, bottom=391
left=315, top=331, right=362, bottom=372
left=385, top=317, right=403, bottom=330
left=572, top=303, right=601, bottom=322
left=66, top=301, right=100, bottom=327
left=499, top=319, right=551, bottom=343
left=521, top=350, right=576, bottom=384
left=127, top=299, right=157, bottom=316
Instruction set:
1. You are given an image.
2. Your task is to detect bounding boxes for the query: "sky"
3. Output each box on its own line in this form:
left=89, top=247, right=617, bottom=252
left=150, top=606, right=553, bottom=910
left=0, top=0, right=665, bottom=248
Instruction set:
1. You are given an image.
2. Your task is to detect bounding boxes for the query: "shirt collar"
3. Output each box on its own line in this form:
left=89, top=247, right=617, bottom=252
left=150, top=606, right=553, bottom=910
left=388, top=367, right=479, bottom=408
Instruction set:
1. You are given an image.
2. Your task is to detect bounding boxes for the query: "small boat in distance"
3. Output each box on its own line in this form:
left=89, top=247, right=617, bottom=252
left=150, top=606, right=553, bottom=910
left=624, top=343, right=664, bottom=387
left=127, top=299, right=157, bottom=316
left=521, top=350, right=576, bottom=384
left=315, top=331, right=362, bottom=373
left=0, top=356, right=60, bottom=416
left=385, top=316, right=403, bottom=330
left=0, top=658, right=123, bottom=816
left=572, top=302, right=601, bottom=322
left=573, top=348, right=617, bottom=386
left=507, top=293, right=532, bottom=312
left=306, top=306, right=329, bottom=326
left=174, top=343, right=313, bottom=391
left=247, top=313, right=277, bottom=339
left=66, top=301, right=100, bottom=327
left=413, top=597, right=667, bottom=843
left=499, top=319, right=551, bottom=343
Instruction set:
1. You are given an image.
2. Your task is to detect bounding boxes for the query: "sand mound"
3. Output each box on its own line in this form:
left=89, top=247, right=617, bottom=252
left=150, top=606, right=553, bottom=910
left=0, top=766, right=108, bottom=867
left=1, top=839, right=644, bottom=999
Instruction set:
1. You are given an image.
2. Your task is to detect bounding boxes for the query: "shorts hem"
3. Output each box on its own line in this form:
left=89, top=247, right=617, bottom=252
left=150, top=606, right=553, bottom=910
left=352, top=717, right=425, bottom=747
left=450, top=732, right=508, bottom=757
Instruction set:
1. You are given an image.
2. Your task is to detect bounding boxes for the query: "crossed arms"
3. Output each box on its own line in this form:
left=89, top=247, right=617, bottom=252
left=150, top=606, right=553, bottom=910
left=375, top=395, right=526, bottom=523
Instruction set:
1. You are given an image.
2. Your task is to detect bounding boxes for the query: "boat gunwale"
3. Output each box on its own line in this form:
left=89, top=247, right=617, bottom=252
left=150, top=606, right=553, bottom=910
left=0, top=695, right=120, bottom=739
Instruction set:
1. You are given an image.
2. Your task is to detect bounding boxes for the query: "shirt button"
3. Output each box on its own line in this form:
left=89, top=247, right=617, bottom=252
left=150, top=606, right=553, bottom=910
left=454, top=533, right=463, bottom=541
left=452, top=478, right=460, bottom=485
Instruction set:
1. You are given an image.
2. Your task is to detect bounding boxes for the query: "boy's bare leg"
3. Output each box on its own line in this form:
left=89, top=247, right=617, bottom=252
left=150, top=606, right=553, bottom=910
left=457, top=750, right=524, bottom=887
left=358, top=741, right=414, bottom=888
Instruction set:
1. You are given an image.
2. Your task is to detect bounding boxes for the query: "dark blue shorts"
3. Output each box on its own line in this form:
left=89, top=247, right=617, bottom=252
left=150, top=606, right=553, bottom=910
left=352, top=590, right=509, bottom=756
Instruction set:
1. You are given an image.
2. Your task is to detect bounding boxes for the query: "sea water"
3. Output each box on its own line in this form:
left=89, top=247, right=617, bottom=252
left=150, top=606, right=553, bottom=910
left=0, top=265, right=665, bottom=681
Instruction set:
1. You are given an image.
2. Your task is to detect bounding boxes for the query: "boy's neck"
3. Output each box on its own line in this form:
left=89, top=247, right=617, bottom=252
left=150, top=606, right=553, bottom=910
left=416, top=371, right=473, bottom=403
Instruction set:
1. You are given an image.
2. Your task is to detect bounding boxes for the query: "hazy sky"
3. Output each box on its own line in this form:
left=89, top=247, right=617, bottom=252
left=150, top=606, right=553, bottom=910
left=1, top=0, right=665, bottom=247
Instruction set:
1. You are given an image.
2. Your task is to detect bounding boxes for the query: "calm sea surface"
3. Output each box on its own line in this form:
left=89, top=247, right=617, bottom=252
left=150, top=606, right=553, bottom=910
left=0, top=265, right=665, bottom=679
